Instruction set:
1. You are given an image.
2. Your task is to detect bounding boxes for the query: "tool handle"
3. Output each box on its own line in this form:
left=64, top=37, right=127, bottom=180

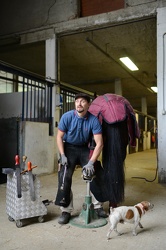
left=22, top=155, right=27, bottom=162
left=27, top=161, right=37, bottom=171
left=20, top=163, right=37, bottom=174
left=28, top=161, right=32, bottom=171
left=15, top=155, right=20, bottom=166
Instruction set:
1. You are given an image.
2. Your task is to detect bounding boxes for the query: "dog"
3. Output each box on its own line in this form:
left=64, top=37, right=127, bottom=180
left=107, top=201, right=154, bottom=239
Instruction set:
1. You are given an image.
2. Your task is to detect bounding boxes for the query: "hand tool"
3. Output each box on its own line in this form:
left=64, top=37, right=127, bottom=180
left=27, top=161, right=36, bottom=201
left=42, top=199, right=54, bottom=206
left=60, top=163, right=67, bottom=190
left=15, top=155, right=22, bottom=198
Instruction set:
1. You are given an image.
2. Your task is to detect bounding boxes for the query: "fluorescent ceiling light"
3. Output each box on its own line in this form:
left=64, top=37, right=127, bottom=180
left=119, top=57, right=139, bottom=71
left=151, top=86, right=158, bottom=93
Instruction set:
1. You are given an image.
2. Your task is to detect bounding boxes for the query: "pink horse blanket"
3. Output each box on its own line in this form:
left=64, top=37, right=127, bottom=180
left=89, top=93, right=140, bottom=146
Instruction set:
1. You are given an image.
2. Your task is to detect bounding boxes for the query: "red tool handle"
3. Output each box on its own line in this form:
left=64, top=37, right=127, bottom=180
left=27, top=161, right=32, bottom=171
left=20, top=162, right=37, bottom=174
left=15, top=155, right=20, bottom=166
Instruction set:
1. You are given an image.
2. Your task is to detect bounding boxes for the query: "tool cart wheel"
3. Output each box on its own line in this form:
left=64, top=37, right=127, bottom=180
left=8, top=216, right=14, bottom=222
left=16, top=220, right=23, bottom=228
left=38, top=216, right=44, bottom=223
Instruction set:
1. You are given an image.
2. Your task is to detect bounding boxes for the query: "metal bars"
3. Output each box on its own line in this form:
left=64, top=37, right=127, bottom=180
left=0, top=62, right=53, bottom=135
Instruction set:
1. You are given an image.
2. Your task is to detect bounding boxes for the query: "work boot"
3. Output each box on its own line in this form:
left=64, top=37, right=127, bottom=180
left=58, top=212, right=71, bottom=224
left=95, top=207, right=108, bottom=218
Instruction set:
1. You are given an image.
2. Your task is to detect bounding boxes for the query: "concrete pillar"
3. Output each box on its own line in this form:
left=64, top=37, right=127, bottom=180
left=114, top=78, right=122, bottom=95
left=141, top=97, right=147, bottom=115
left=157, top=7, right=166, bottom=183
left=46, top=35, right=57, bottom=81
left=141, top=97, right=148, bottom=150
left=45, top=35, right=58, bottom=135
left=45, top=35, right=59, bottom=171
left=135, top=113, right=139, bottom=152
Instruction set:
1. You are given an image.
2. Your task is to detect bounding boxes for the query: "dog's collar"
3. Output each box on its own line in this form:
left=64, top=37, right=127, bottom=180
left=135, top=203, right=145, bottom=215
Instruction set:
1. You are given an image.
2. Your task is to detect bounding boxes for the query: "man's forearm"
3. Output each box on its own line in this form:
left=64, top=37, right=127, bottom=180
left=57, top=136, right=65, bottom=155
left=89, top=143, right=103, bottom=163
left=58, top=142, right=64, bottom=155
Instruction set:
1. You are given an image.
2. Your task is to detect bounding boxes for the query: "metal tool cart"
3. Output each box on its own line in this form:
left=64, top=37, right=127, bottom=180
left=3, top=155, right=47, bottom=228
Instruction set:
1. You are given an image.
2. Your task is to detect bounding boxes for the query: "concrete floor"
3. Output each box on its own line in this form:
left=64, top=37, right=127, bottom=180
left=0, top=149, right=166, bottom=250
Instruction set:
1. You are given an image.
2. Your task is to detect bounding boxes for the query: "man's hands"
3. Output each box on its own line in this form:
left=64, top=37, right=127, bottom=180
left=82, top=160, right=95, bottom=179
left=60, top=154, right=68, bottom=165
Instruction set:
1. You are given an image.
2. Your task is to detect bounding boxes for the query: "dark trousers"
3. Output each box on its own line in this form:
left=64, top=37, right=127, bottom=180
left=55, top=143, right=90, bottom=207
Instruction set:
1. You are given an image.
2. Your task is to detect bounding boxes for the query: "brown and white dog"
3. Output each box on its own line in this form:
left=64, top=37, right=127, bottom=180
left=107, top=201, right=154, bottom=240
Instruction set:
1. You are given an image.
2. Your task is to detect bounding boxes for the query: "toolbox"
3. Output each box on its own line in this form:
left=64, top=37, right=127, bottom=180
left=3, top=157, right=47, bottom=228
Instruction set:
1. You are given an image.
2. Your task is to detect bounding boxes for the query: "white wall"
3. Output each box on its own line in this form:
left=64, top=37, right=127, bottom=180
left=143, top=131, right=151, bottom=150
left=23, top=121, right=56, bottom=175
left=157, top=6, right=166, bottom=182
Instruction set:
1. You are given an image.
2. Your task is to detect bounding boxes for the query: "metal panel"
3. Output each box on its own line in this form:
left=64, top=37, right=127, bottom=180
left=6, top=173, right=47, bottom=221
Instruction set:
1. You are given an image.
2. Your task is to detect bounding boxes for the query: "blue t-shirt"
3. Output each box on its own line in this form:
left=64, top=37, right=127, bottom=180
left=58, top=110, right=102, bottom=145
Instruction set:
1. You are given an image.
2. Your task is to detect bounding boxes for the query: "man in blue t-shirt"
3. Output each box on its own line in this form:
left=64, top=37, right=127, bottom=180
left=55, top=93, right=107, bottom=224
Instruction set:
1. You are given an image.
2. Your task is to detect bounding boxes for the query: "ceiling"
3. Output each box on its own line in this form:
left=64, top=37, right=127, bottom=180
left=0, top=17, right=157, bottom=118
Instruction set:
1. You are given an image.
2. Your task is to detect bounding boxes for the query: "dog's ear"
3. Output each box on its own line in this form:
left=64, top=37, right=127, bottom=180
left=141, top=201, right=150, bottom=211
